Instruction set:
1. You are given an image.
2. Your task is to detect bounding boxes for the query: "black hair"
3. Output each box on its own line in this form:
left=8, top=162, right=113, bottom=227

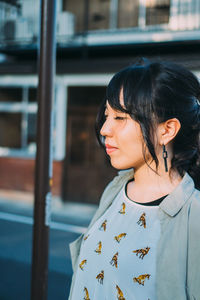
left=95, top=59, right=200, bottom=190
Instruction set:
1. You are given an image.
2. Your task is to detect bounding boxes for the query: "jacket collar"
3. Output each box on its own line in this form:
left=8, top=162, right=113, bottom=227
left=159, top=172, right=195, bottom=217
left=121, top=169, right=195, bottom=217
left=110, top=169, right=195, bottom=218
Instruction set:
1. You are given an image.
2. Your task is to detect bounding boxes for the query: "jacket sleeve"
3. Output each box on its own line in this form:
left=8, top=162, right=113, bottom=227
left=187, top=193, right=200, bottom=299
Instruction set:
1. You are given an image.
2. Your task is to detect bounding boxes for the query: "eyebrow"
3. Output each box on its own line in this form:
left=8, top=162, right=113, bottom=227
left=104, top=102, right=127, bottom=114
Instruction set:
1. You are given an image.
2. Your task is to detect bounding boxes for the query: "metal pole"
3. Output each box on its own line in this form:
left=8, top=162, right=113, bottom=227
left=82, top=0, right=89, bottom=59
left=31, top=0, right=57, bottom=299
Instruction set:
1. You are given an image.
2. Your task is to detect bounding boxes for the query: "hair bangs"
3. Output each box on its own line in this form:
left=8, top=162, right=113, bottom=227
left=106, top=65, right=155, bottom=125
left=106, top=70, right=128, bottom=113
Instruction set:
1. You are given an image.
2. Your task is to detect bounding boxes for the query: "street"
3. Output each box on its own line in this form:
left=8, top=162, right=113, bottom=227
left=0, top=197, right=96, bottom=300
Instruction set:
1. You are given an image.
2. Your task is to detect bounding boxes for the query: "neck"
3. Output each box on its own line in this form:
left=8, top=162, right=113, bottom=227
left=127, top=163, right=183, bottom=203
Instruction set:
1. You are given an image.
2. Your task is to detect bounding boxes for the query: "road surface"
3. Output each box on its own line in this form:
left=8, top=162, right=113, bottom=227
left=0, top=198, right=96, bottom=300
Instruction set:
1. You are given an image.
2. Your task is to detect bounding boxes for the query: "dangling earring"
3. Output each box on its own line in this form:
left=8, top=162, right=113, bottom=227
left=162, top=144, right=168, bottom=172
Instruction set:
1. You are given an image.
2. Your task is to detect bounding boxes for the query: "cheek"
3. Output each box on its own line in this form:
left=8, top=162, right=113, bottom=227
left=119, top=124, right=143, bottom=150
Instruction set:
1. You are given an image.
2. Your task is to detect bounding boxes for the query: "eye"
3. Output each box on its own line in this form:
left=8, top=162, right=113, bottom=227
left=114, top=116, right=126, bottom=120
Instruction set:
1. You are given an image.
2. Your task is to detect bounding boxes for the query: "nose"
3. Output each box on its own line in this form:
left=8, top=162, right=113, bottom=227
left=100, top=118, right=113, bottom=137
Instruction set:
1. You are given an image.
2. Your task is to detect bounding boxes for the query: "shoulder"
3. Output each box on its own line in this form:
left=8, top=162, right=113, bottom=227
left=187, top=188, right=200, bottom=249
left=187, top=188, right=200, bottom=298
left=189, top=188, right=200, bottom=223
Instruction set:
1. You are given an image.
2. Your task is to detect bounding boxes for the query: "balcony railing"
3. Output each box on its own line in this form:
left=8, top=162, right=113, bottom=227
left=0, top=0, right=200, bottom=49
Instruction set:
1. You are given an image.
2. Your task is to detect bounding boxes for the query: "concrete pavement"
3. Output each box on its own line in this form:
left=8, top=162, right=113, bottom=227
left=0, top=189, right=98, bottom=227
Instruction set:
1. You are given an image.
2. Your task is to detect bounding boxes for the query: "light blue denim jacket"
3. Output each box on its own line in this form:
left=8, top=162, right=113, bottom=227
left=68, top=170, right=200, bottom=300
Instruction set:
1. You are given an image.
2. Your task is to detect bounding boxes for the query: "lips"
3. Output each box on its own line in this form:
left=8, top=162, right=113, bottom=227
left=105, top=144, right=118, bottom=154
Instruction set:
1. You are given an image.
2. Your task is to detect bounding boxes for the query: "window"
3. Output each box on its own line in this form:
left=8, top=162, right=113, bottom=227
left=0, top=112, right=21, bottom=148
left=0, top=87, right=22, bottom=102
left=63, top=0, right=111, bottom=32
left=67, top=86, right=106, bottom=166
left=146, top=0, right=170, bottom=25
left=63, top=0, right=171, bottom=32
left=88, top=0, right=110, bottom=30
left=118, top=0, right=139, bottom=28
left=0, top=86, right=37, bottom=155
left=63, top=0, right=85, bottom=33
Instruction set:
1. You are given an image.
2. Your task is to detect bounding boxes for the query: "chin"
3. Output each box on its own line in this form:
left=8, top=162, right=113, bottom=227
left=110, top=158, right=134, bottom=170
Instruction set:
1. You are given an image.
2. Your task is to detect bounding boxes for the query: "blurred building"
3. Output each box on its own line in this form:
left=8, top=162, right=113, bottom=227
left=0, top=0, right=199, bottom=203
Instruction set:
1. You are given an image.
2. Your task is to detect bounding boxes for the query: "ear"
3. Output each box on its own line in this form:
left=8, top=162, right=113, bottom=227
left=159, top=118, right=181, bottom=145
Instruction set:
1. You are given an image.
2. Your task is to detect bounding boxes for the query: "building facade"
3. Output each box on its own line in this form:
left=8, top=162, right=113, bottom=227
left=0, top=0, right=200, bottom=203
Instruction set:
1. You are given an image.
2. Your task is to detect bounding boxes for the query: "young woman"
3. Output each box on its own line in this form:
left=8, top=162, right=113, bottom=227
left=68, top=60, right=200, bottom=300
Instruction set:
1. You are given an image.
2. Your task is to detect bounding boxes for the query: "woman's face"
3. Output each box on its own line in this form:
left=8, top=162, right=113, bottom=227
left=100, top=95, right=151, bottom=170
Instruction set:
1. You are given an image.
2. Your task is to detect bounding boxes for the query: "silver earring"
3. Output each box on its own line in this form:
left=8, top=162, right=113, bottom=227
left=162, top=144, right=168, bottom=172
